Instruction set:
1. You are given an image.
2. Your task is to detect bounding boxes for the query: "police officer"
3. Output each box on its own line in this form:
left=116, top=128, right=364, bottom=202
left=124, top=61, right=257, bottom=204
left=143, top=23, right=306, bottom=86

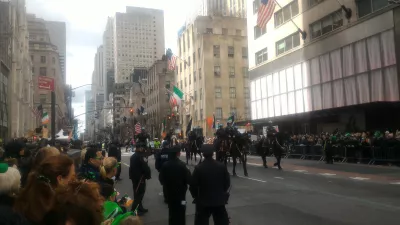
left=129, top=146, right=151, bottom=215
left=190, top=144, right=230, bottom=225
left=136, top=127, right=150, bottom=151
left=159, top=146, right=191, bottom=225
left=155, top=141, right=172, bottom=203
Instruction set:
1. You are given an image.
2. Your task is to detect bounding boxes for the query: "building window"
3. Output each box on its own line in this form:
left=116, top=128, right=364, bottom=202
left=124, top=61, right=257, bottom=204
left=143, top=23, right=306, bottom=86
left=229, top=67, right=235, bottom=77
left=180, top=63, right=182, bottom=72
left=213, top=45, right=220, bottom=58
left=228, top=46, right=234, bottom=58
left=242, top=67, right=249, bottom=77
left=310, top=10, right=343, bottom=39
left=195, top=110, right=198, bottom=120
left=200, top=109, right=204, bottom=120
left=193, top=52, right=196, bottom=63
left=194, top=71, right=196, bottom=82
left=39, top=94, right=47, bottom=104
left=32, top=67, right=34, bottom=75
left=242, top=47, right=248, bottom=59
left=206, top=28, right=213, bottom=34
left=229, top=87, right=236, bottom=98
left=40, top=56, right=46, bottom=63
left=214, top=66, right=221, bottom=76
left=39, top=67, right=47, bottom=76
left=52, top=68, right=56, bottom=76
left=236, top=29, right=241, bottom=35
left=200, top=88, right=203, bottom=100
left=254, top=25, right=266, bottom=39
left=31, top=55, right=34, bottom=61
left=189, top=74, right=191, bottom=85
left=357, top=0, right=388, bottom=18
left=199, top=68, right=202, bottom=79
left=222, top=28, right=228, bottom=35
left=215, top=87, right=222, bottom=98
left=185, top=78, right=187, bottom=87
left=52, top=57, right=55, bottom=64
left=194, top=91, right=197, bottom=101
left=255, top=47, right=268, bottom=65
left=276, top=32, right=300, bottom=56
left=216, top=107, right=222, bottom=119
left=309, top=0, right=324, bottom=7
left=244, top=87, right=250, bottom=99
left=198, top=48, right=201, bottom=59
left=188, top=56, right=191, bottom=66
left=253, top=0, right=260, bottom=14
left=180, top=80, right=183, bottom=89
left=274, top=0, right=299, bottom=27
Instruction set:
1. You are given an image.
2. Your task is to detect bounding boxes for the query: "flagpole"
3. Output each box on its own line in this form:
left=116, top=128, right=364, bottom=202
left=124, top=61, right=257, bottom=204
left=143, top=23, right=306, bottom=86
left=273, top=0, right=307, bottom=40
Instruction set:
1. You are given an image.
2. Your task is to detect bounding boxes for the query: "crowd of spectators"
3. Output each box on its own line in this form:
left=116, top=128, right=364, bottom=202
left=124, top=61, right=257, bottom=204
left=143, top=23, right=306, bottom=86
left=0, top=138, right=142, bottom=225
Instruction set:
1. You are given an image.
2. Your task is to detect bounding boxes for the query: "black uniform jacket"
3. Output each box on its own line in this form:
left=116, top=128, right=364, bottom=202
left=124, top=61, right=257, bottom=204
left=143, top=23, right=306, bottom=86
left=129, top=152, right=151, bottom=183
left=159, top=158, right=191, bottom=204
left=189, top=158, right=230, bottom=207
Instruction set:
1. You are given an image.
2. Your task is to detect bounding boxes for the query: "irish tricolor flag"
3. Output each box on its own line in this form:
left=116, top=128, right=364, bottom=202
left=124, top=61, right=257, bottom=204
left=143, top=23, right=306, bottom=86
left=42, top=112, right=49, bottom=124
left=169, top=86, right=184, bottom=107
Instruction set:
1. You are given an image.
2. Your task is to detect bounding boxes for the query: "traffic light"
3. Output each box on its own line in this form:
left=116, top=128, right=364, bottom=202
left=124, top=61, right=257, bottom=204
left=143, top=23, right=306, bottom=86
left=168, top=116, right=171, bottom=120
left=130, top=109, right=134, bottom=116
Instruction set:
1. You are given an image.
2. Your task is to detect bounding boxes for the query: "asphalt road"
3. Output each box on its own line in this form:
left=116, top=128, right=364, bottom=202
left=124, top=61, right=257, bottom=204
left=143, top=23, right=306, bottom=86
left=115, top=151, right=400, bottom=225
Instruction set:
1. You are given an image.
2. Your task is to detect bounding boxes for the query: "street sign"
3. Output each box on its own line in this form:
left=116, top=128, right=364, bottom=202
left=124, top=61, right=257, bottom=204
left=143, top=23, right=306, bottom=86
left=38, top=76, right=54, bottom=91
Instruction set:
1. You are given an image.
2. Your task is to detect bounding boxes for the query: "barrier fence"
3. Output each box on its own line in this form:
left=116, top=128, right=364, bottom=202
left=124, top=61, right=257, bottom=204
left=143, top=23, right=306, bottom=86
left=248, top=142, right=400, bottom=165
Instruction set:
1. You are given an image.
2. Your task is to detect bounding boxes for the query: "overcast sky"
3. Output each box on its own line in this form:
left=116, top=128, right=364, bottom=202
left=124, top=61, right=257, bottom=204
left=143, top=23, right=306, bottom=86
left=26, top=0, right=190, bottom=133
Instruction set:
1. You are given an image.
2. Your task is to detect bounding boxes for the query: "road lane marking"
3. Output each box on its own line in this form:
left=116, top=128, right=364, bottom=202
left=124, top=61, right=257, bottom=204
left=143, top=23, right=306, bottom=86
left=319, top=173, right=336, bottom=176
left=274, top=177, right=284, bottom=179
left=350, top=177, right=370, bottom=181
left=236, top=175, right=267, bottom=183
left=247, top=162, right=263, bottom=167
left=293, top=170, right=308, bottom=173
left=390, top=182, right=400, bottom=185
left=122, top=163, right=130, bottom=167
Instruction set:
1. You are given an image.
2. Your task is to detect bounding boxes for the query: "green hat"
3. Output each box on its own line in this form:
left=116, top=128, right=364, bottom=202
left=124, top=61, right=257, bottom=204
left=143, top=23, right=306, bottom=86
left=0, top=163, right=8, bottom=173
left=330, top=136, right=337, bottom=141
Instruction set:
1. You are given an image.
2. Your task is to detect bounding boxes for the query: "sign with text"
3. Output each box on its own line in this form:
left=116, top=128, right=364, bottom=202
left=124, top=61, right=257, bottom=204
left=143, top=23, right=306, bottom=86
left=38, top=76, right=54, bottom=91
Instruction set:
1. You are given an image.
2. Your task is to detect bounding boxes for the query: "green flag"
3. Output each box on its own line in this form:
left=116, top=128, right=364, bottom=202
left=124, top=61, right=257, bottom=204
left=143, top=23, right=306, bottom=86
left=173, top=86, right=184, bottom=105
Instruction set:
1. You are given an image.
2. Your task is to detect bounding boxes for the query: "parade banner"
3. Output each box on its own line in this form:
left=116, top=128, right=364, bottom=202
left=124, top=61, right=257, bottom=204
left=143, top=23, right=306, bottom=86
left=38, top=76, right=54, bottom=91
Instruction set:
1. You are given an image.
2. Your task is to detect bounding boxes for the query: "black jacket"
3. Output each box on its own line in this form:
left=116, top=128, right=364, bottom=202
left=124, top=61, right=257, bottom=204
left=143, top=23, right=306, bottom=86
left=189, top=158, right=230, bottom=207
left=129, top=153, right=151, bottom=183
left=155, top=148, right=169, bottom=172
left=0, top=194, right=31, bottom=225
left=108, top=143, right=121, bottom=162
left=159, top=157, right=191, bottom=204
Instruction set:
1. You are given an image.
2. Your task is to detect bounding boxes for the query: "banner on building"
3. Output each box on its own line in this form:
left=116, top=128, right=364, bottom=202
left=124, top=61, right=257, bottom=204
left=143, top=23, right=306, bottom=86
left=38, top=76, right=54, bottom=91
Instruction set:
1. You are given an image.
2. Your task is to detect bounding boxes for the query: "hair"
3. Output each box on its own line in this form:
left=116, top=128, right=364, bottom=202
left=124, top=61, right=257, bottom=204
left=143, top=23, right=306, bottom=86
left=0, top=166, right=21, bottom=195
left=100, top=157, right=117, bottom=179
left=120, top=216, right=142, bottom=225
left=31, top=147, right=60, bottom=170
left=42, top=180, right=104, bottom=225
left=14, top=154, right=74, bottom=223
left=84, top=147, right=100, bottom=165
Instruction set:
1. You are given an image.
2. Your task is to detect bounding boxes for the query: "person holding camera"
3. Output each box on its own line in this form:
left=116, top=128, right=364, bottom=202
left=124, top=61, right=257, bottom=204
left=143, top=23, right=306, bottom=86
left=190, top=144, right=231, bottom=225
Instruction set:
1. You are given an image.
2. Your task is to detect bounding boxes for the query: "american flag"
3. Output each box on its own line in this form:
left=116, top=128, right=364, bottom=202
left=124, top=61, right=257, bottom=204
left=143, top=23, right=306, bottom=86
left=257, top=0, right=276, bottom=28
left=135, top=122, right=141, bottom=134
left=32, top=104, right=43, bottom=118
left=169, top=95, right=177, bottom=107
left=168, top=55, right=177, bottom=71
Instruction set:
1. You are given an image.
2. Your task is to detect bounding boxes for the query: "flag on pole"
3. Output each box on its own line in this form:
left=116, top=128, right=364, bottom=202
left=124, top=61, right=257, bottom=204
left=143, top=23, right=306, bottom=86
left=169, top=94, right=177, bottom=107
left=42, top=112, right=49, bottom=124
left=186, top=118, right=192, bottom=136
left=257, top=0, right=276, bottom=28
left=32, top=104, right=43, bottom=118
left=166, top=48, right=177, bottom=70
left=135, top=122, right=141, bottom=134
left=172, top=86, right=184, bottom=105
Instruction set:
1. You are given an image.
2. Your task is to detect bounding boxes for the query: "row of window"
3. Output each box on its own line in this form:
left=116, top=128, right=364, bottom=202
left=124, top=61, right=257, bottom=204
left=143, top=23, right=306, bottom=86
left=193, top=107, right=250, bottom=121
left=31, top=55, right=56, bottom=64
left=32, top=67, right=56, bottom=77
left=213, top=46, right=248, bottom=59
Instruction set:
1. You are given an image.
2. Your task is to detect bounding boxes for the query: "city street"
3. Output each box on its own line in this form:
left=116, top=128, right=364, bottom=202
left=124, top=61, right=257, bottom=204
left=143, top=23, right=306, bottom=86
left=116, top=151, right=400, bottom=225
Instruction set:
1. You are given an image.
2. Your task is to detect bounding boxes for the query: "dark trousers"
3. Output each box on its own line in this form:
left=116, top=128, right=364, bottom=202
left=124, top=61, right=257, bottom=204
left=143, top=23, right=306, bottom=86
left=131, top=180, right=146, bottom=211
left=168, top=203, right=186, bottom=225
left=195, top=204, right=229, bottom=225
left=116, top=163, right=121, bottom=179
left=274, top=155, right=282, bottom=169
left=325, top=150, right=333, bottom=164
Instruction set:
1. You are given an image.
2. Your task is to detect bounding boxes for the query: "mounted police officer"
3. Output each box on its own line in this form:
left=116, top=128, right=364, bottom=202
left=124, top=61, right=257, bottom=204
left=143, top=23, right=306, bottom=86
left=265, top=122, right=283, bottom=170
left=135, top=127, right=150, bottom=151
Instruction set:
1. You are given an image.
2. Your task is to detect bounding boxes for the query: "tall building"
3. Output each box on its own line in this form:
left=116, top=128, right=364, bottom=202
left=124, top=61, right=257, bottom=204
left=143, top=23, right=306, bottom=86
left=177, top=16, right=250, bottom=137
left=28, top=14, right=68, bottom=134
left=0, top=0, right=34, bottom=139
left=247, top=0, right=400, bottom=133
left=92, top=45, right=104, bottom=99
left=85, top=90, right=95, bottom=140
left=186, top=0, right=247, bottom=25
left=45, top=20, right=66, bottom=83
left=103, top=17, right=115, bottom=100
left=146, top=58, right=175, bottom=138
left=113, top=6, right=165, bottom=83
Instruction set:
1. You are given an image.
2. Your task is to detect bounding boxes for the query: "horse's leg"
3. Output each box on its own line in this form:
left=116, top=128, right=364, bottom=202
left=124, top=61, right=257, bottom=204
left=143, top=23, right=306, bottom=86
left=232, top=155, right=237, bottom=176
left=240, top=152, right=249, bottom=177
